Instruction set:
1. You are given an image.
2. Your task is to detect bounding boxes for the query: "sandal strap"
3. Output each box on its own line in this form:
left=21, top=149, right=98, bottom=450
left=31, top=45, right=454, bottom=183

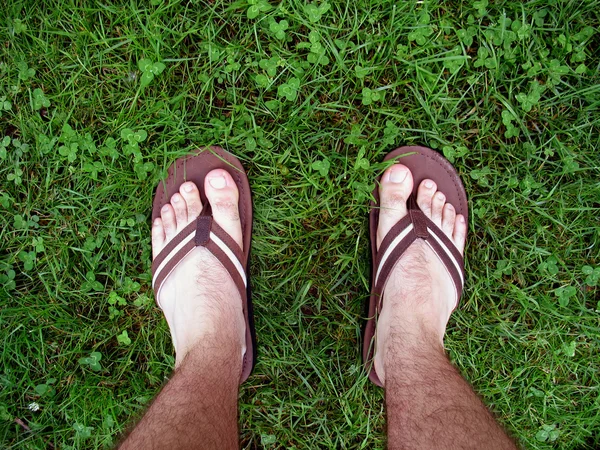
left=151, top=215, right=247, bottom=308
left=373, top=197, right=464, bottom=305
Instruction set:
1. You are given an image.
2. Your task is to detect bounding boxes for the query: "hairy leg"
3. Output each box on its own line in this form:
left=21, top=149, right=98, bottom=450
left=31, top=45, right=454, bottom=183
left=383, top=304, right=517, bottom=450
left=119, top=325, right=242, bottom=450
left=119, top=170, right=246, bottom=449
left=375, top=164, right=517, bottom=450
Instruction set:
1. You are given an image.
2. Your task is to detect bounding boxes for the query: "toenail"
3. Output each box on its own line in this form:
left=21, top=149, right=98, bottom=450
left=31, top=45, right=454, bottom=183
left=459, top=215, right=465, bottom=223
left=162, top=205, right=170, bottom=213
left=424, top=180, right=434, bottom=189
left=154, top=218, right=161, bottom=226
left=389, top=166, right=408, bottom=183
left=436, top=192, right=445, bottom=200
left=208, top=176, right=227, bottom=189
left=172, top=195, right=180, bottom=203
left=183, top=183, right=193, bottom=193
left=447, top=204, right=454, bottom=210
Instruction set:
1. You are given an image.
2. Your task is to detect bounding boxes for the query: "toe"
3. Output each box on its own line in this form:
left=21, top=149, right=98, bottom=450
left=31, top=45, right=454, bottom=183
left=161, top=204, right=178, bottom=239
left=453, top=214, right=467, bottom=255
left=377, top=164, right=414, bottom=249
left=431, top=191, right=445, bottom=227
left=441, top=203, right=456, bottom=237
left=152, top=217, right=166, bottom=259
left=417, top=179, right=437, bottom=218
left=204, top=169, right=243, bottom=249
left=179, top=182, right=203, bottom=220
left=170, top=193, right=188, bottom=230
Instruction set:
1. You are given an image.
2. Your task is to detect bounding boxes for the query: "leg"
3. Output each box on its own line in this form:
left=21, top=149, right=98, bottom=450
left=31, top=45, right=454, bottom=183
left=119, top=328, right=241, bottom=450
left=119, top=170, right=246, bottom=450
left=374, top=165, right=517, bottom=450
left=383, top=327, right=516, bottom=449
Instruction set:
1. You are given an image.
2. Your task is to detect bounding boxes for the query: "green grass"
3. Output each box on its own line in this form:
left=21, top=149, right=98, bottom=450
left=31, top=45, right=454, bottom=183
left=1, top=0, right=599, bottom=448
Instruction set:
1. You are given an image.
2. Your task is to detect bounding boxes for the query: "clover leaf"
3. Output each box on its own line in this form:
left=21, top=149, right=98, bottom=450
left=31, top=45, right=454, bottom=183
left=554, top=285, right=576, bottom=307
left=355, top=65, right=371, bottom=79
left=122, top=277, right=141, bottom=294
left=501, top=110, right=520, bottom=138
left=354, top=148, right=370, bottom=170
left=0, top=267, right=16, bottom=290
left=269, top=19, right=288, bottom=40
left=561, top=341, right=576, bottom=358
left=456, top=27, right=476, bottom=47
left=473, top=0, right=488, bottom=17
left=13, top=19, right=27, bottom=34
left=473, top=47, right=497, bottom=69
left=536, top=424, right=560, bottom=443
left=134, top=161, right=154, bottom=180
left=12, top=139, right=29, bottom=157
left=0, top=136, right=10, bottom=160
left=538, top=255, right=559, bottom=276
left=121, top=128, right=147, bottom=143
left=73, top=423, right=94, bottom=439
left=304, top=31, right=329, bottom=65
left=408, top=12, right=434, bottom=46
left=18, top=251, right=36, bottom=271
left=259, top=57, right=279, bottom=77
left=32, top=88, right=50, bottom=110
left=247, top=0, right=272, bottom=19
left=99, top=137, right=119, bottom=159
left=442, top=145, right=469, bottom=164
left=516, top=81, right=544, bottom=113
left=304, top=1, right=330, bottom=23
left=17, top=62, right=35, bottom=81
left=34, top=378, right=56, bottom=397
left=0, top=96, right=12, bottom=118
left=78, top=351, right=102, bottom=371
left=443, top=47, right=467, bottom=74
left=117, top=330, right=132, bottom=346
left=138, top=58, right=166, bottom=88
left=344, top=124, right=367, bottom=146
left=382, top=121, right=400, bottom=146
left=352, top=180, right=373, bottom=203
left=83, top=161, right=104, bottom=180
left=81, top=271, right=103, bottom=292
left=547, top=59, right=570, bottom=86
left=255, top=74, right=270, bottom=88
left=582, top=265, right=600, bottom=287
left=311, top=158, right=330, bottom=176
left=58, top=142, right=79, bottom=163
left=7, top=167, right=23, bottom=185
left=362, top=87, right=382, bottom=106
left=277, top=77, right=301, bottom=102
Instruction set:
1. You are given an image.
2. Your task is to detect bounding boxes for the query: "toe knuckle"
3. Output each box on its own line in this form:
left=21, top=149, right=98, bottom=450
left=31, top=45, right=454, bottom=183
left=382, top=192, right=407, bottom=207
left=214, top=201, right=240, bottom=220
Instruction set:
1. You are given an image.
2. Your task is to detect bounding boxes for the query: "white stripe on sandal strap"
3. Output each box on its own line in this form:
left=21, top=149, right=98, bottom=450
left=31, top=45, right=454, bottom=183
left=374, top=223, right=414, bottom=286
left=153, top=229, right=246, bottom=307
left=374, top=218, right=464, bottom=301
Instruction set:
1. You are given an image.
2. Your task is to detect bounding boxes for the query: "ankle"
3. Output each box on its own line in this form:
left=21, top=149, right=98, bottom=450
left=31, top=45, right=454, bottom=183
left=177, top=327, right=245, bottom=373
left=382, top=323, right=445, bottom=369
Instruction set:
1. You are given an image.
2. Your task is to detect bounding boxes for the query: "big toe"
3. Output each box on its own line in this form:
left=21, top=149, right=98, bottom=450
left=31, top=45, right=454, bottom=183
left=377, top=164, right=414, bottom=249
left=205, top=169, right=243, bottom=249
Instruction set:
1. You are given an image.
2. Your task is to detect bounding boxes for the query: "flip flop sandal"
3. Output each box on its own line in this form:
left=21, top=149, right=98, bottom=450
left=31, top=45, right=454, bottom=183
left=151, top=146, right=256, bottom=383
left=363, top=146, right=468, bottom=387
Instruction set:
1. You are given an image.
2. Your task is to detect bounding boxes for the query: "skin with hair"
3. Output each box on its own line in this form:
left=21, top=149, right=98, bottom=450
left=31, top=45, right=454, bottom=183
left=118, top=325, right=242, bottom=450
left=375, top=164, right=517, bottom=449
left=120, top=164, right=516, bottom=450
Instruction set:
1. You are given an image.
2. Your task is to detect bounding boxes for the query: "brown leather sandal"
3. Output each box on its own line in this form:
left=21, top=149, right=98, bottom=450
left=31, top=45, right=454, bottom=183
left=151, top=146, right=256, bottom=383
left=363, top=146, right=468, bottom=387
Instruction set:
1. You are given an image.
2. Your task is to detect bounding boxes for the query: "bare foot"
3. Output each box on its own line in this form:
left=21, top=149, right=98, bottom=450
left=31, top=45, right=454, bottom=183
left=151, top=169, right=246, bottom=367
left=373, top=164, right=467, bottom=384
